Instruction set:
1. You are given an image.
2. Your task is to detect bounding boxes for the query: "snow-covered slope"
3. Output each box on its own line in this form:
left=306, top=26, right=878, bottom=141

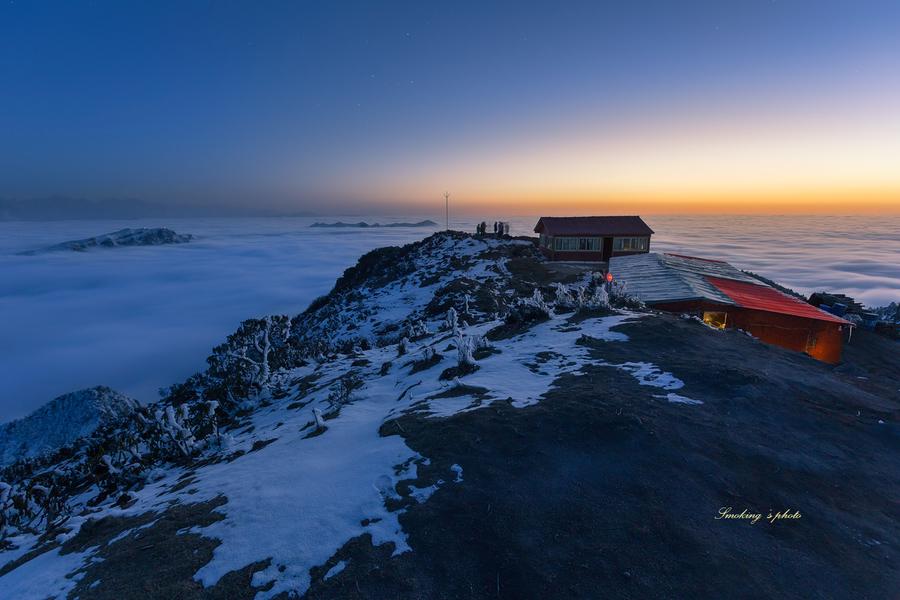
left=22, top=228, right=192, bottom=254
left=874, top=301, right=899, bottom=324
left=0, top=387, right=137, bottom=467
left=0, top=233, right=700, bottom=598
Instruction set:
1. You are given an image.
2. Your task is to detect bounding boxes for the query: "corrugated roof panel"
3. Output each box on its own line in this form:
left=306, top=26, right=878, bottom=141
left=659, top=253, right=761, bottom=284
left=706, top=276, right=851, bottom=324
left=609, top=253, right=735, bottom=305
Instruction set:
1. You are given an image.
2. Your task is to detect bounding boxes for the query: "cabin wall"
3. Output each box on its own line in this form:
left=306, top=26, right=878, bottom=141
left=539, top=247, right=606, bottom=262
left=540, top=234, right=651, bottom=262
left=727, top=309, right=846, bottom=364
left=649, top=300, right=846, bottom=364
left=651, top=299, right=729, bottom=313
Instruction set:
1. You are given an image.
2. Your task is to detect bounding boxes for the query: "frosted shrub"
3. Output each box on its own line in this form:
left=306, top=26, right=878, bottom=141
left=445, top=307, right=459, bottom=335
left=157, top=406, right=197, bottom=457
left=456, top=333, right=475, bottom=367
left=571, top=285, right=586, bottom=306
left=497, top=288, right=552, bottom=333
left=214, top=315, right=293, bottom=397
left=326, top=373, right=363, bottom=408
left=313, top=408, right=325, bottom=430
left=521, top=288, right=551, bottom=318
left=407, top=319, right=429, bottom=338
left=554, top=283, right=575, bottom=308
left=473, top=335, right=491, bottom=351
left=608, top=280, right=645, bottom=310
left=584, top=285, right=610, bottom=310
left=218, top=432, right=236, bottom=451
left=397, top=336, right=409, bottom=357
left=204, top=400, right=220, bottom=443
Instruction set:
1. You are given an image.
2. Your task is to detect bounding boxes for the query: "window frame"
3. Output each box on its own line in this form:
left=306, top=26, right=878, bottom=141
left=553, top=236, right=600, bottom=252
left=613, top=236, right=649, bottom=252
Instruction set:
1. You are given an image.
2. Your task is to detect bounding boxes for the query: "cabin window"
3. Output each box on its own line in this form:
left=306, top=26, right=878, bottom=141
left=703, top=311, right=728, bottom=329
left=613, top=237, right=648, bottom=251
left=553, top=237, right=600, bottom=251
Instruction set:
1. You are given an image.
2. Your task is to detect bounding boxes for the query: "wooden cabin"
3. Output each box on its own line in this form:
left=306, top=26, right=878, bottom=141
left=534, top=216, right=654, bottom=262
left=609, top=252, right=853, bottom=364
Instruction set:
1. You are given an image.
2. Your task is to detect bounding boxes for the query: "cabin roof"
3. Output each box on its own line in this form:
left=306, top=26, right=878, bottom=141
left=609, top=252, right=849, bottom=324
left=534, top=216, right=654, bottom=237
left=609, top=252, right=752, bottom=305
left=707, top=277, right=850, bottom=324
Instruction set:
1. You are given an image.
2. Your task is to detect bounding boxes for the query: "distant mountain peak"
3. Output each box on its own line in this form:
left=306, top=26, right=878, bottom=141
left=0, top=386, right=138, bottom=467
left=310, top=220, right=437, bottom=228
left=21, top=227, right=192, bottom=254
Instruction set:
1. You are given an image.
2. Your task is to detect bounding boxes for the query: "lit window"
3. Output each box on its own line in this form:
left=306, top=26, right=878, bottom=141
left=703, top=312, right=728, bottom=329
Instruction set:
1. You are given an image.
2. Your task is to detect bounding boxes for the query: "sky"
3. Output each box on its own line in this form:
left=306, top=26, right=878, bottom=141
left=2, top=0, right=899, bottom=215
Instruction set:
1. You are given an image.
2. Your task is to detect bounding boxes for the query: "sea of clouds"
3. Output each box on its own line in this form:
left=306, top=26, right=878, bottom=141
left=1, top=214, right=897, bottom=421
left=0, top=218, right=443, bottom=421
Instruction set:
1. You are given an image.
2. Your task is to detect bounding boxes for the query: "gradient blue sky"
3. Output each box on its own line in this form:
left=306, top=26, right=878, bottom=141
left=2, top=1, right=899, bottom=214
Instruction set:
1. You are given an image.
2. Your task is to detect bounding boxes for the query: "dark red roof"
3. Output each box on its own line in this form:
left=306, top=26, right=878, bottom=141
left=534, top=216, right=654, bottom=236
left=705, top=276, right=850, bottom=324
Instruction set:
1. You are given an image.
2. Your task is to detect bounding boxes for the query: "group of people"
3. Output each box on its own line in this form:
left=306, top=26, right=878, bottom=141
left=475, top=221, right=510, bottom=236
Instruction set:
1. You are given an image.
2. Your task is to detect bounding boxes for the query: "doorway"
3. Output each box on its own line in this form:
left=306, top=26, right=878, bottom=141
left=602, top=237, right=613, bottom=261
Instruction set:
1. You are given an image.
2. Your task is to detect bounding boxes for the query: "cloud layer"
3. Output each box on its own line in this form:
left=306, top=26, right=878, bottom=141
left=1, top=214, right=896, bottom=422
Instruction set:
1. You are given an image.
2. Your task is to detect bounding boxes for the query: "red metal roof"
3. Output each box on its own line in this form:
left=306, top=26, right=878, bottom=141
left=705, top=276, right=850, bottom=324
left=534, top=216, right=654, bottom=236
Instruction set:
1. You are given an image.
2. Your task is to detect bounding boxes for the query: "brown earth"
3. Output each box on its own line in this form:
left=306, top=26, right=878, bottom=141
left=305, top=314, right=899, bottom=600
left=38, top=314, right=900, bottom=600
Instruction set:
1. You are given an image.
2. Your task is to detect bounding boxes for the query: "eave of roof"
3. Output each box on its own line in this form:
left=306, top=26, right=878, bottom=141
left=706, top=276, right=851, bottom=324
left=611, top=252, right=851, bottom=325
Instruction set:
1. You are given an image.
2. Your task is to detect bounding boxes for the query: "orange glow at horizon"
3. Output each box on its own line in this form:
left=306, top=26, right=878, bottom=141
left=336, top=77, right=900, bottom=215
left=440, top=190, right=900, bottom=215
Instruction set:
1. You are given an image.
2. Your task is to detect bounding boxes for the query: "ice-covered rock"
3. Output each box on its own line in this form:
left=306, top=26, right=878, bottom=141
left=0, top=386, right=138, bottom=466
left=24, top=227, right=192, bottom=253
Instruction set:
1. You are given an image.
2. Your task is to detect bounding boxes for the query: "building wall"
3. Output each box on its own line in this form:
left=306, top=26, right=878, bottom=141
left=540, top=234, right=651, bottom=262
left=539, top=246, right=606, bottom=262
left=650, top=300, right=847, bottom=364
left=727, top=309, right=846, bottom=364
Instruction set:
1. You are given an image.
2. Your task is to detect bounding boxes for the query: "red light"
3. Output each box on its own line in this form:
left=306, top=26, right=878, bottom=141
left=605, top=272, right=613, bottom=283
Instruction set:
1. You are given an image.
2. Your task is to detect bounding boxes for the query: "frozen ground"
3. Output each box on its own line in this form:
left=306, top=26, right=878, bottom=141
left=0, top=231, right=896, bottom=599
left=0, top=233, right=684, bottom=598
left=1, top=214, right=897, bottom=421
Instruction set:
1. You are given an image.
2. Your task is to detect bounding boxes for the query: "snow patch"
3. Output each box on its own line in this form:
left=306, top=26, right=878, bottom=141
left=605, top=361, right=685, bottom=390
left=323, top=560, right=347, bottom=580
left=658, top=393, right=704, bottom=405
